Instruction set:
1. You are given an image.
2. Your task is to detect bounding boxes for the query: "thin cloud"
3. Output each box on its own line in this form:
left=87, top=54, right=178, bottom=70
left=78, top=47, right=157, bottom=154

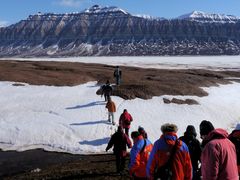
left=55, top=0, right=85, bottom=8
left=0, top=20, right=8, bottom=28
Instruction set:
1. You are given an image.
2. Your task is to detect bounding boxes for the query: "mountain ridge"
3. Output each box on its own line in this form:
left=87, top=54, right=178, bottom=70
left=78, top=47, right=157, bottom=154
left=0, top=5, right=240, bottom=57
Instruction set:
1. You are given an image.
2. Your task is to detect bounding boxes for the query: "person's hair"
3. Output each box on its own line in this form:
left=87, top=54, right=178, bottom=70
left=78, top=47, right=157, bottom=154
left=131, top=131, right=140, bottom=139
left=184, top=125, right=197, bottom=137
left=161, top=123, right=178, bottom=133
left=123, top=109, right=127, bottom=112
left=200, top=120, right=214, bottom=136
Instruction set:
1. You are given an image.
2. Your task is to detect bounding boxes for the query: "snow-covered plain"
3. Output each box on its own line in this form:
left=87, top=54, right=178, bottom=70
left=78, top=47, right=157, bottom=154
left=1, top=56, right=240, bottom=71
left=0, top=56, right=240, bottom=154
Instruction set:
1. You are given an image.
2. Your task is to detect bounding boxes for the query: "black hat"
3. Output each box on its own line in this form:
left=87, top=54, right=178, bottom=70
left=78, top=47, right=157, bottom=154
left=185, top=125, right=197, bottom=137
left=200, top=120, right=214, bottom=136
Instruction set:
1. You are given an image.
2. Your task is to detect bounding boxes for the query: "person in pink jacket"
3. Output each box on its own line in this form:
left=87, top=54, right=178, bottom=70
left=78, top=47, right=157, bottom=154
left=200, top=120, right=239, bottom=180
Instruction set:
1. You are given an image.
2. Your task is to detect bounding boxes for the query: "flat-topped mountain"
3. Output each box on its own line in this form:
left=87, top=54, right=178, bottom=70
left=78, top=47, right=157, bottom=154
left=0, top=5, right=240, bottom=57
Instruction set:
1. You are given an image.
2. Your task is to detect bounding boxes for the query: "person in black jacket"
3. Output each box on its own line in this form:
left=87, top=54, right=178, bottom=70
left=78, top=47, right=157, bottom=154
left=106, top=126, right=132, bottom=173
left=101, top=80, right=113, bottom=102
left=179, top=125, right=202, bottom=180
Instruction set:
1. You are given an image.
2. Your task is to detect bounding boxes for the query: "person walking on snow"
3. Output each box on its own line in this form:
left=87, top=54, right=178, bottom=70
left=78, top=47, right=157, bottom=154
left=105, top=97, right=116, bottom=125
left=200, top=120, right=238, bottom=180
left=101, top=80, right=113, bottom=102
left=113, top=66, right=122, bottom=86
left=146, top=123, right=192, bottom=180
left=119, top=109, right=133, bottom=136
left=129, top=131, right=153, bottom=179
left=106, top=126, right=132, bottom=174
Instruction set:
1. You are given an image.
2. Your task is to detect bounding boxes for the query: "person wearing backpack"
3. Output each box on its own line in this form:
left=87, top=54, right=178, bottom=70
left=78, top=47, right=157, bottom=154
left=200, top=120, right=238, bottom=180
left=229, top=123, right=240, bottom=175
left=179, top=125, right=201, bottom=180
left=119, top=109, right=133, bottom=136
left=129, top=131, right=153, bottom=179
left=146, top=123, right=192, bottom=180
left=106, top=126, right=132, bottom=174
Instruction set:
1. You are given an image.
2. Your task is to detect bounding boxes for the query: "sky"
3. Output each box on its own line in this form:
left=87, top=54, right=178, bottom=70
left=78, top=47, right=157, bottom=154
left=0, top=0, right=240, bottom=27
left=0, top=56, right=240, bottom=153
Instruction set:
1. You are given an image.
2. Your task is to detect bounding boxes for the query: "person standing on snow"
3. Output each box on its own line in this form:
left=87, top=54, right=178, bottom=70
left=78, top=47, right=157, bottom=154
left=119, top=109, right=133, bottom=136
left=179, top=125, right=201, bottom=180
left=200, top=120, right=238, bottom=180
left=146, top=123, right=192, bottom=180
left=106, top=126, right=132, bottom=174
left=113, top=66, right=122, bottom=86
left=229, top=123, right=240, bottom=175
left=129, top=131, right=153, bottom=179
left=105, top=97, right=116, bottom=125
left=101, top=80, right=113, bottom=102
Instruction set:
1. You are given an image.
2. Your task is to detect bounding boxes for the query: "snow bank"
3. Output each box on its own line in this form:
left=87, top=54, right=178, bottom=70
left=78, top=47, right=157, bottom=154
left=0, top=81, right=240, bottom=154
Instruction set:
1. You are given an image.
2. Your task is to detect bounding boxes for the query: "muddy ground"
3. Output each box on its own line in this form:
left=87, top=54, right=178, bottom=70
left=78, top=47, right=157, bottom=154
left=1, top=60, right=240, bottom=179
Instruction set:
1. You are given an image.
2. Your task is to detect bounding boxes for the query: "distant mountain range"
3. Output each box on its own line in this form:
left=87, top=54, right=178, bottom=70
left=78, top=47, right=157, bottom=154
left=0, top=5, right=240, bottom=57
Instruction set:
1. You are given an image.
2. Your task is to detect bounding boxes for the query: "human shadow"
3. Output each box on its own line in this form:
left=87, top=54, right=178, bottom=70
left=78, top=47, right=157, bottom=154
left=70, top=120, right=110, bottom=126
left=66, top=101, right=105, bottom=110
left=79, top=137, right=110, bottom=146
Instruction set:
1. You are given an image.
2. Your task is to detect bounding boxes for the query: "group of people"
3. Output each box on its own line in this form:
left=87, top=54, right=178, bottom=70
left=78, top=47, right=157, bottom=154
left=106, top=120, right=240, bottom=180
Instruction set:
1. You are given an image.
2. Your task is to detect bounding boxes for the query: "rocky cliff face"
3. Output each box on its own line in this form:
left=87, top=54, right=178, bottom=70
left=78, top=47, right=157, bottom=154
left=0, top=5, right=240, bottom=57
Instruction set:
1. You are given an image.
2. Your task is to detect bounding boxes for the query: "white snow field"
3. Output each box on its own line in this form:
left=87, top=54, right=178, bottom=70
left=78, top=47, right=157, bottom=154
left=1, top=55, right=240, bottom=70
left=0, top=56, right=240, bottom=154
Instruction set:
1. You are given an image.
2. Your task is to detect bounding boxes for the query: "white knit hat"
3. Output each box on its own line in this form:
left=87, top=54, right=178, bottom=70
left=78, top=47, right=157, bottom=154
left=235, top=123, right=240, bottom=130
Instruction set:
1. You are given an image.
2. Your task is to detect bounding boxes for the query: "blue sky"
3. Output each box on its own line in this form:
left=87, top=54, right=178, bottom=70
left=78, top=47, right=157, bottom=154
left=1, top=0, right=240, bottom=27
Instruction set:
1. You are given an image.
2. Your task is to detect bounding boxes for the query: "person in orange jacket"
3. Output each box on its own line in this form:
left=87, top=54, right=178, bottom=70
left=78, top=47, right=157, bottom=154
left=105, top=97, right=116, bottom=125
left=129, top=131, right=153, bottom=179
left=146, top=123, right=192, bottom=180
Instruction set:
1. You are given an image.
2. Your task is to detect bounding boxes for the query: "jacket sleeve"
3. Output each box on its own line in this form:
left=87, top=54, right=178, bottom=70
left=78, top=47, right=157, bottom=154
left=113, top=102, right=116, bottom=112
left=106, top=135, right=114, bottom=151
left=184, top=151, right=193, bottom=180
left=125, top=135, right=132, bottom=148
left=201, top=143, right=219, bottom=180
left=146, top=141, right=158, bottom=179
left=129, top=141, right=143, bottom=175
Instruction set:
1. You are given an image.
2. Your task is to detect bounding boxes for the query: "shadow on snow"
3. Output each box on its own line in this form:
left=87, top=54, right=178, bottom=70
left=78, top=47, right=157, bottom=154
left=70, top=120, right=109, bottom=126
left=79, top=137, right=110, bottom=146
left=66, top=101, right=105, bottom=110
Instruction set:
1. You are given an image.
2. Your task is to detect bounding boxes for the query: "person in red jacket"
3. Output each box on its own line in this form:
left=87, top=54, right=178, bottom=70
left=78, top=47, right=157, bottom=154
left=229, top=123, right=240, bottom=175
left=106, top=126, right=132, bottom=174
left=200, top=120, right=238, bottom=180
left=105, top=97, right=116, bottom=125
left=119, top=109, right=133, bottom=136
left=129, top=131, right=153, bottom=179
left=146, top=123, right=192, bottom=180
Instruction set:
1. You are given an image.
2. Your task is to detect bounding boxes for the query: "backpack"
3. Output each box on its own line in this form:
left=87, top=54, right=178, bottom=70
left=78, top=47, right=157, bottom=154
left=122, top=113, right=131, bottom=126
left=154, top=138, right=178, bottom=180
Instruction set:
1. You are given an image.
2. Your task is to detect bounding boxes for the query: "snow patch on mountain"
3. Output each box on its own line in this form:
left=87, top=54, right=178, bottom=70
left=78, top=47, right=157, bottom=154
left=178, top=11, right=240, bottom=23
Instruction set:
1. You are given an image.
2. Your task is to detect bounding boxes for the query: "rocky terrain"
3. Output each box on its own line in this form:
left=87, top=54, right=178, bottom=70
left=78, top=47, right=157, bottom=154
left=0, top=5, right=240, bottom=57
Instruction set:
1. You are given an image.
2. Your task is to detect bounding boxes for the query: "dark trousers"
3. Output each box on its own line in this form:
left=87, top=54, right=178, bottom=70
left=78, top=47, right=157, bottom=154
left=115, top=155, right=126, bottom=173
